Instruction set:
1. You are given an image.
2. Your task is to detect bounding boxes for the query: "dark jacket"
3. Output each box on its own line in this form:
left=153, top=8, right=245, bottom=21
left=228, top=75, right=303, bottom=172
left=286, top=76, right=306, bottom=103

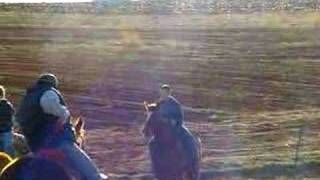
left=158, top=96, right=184, bottom=127
left=0, top=99, right=15, bottom=133
left=16, top=83, right=65, bottom=152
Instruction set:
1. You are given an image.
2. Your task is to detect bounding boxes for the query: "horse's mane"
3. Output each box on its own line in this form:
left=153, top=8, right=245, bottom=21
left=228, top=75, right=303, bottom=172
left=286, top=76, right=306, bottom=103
left=0, top=156, right=74, bottom=180
left=71, top=117, right=86, bottom=148
left=144, top=102, right=161, bottom=120
left=148, top=110, right=164, bottom=129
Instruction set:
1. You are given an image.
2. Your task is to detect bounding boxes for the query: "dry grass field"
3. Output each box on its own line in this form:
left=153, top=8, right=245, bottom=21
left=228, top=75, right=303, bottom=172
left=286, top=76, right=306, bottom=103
left=0, top=11, right=320, bottom=179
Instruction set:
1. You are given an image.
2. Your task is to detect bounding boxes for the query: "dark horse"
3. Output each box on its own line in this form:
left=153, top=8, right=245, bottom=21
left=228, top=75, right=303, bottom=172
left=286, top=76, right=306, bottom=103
left=0, top=156, right=76, bottom=180
left=0, top=117, right=86, bottom=180
left=4, top=117, right=106, bottom=180
left=12, top=117, right=86, bottom=157
left=142, top=103, right=201, bottom=180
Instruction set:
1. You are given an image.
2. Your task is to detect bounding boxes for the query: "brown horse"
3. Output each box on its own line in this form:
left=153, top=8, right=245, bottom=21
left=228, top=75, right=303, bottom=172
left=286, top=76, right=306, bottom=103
left=0, top=155, right=77, bottom=180
left=12, top=116, right=86, bottom=157
left=6, top=117, right=102, bottom=180
left=142, top=103, right=201, bottom=180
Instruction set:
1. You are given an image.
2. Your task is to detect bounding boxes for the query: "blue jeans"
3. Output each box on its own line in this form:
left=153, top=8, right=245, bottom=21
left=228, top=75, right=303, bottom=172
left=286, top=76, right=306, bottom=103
left=41, top=123, right=102, bottom=180
left=53, top=124, right=101, bottom=180
left=0, top=131, right=15, bottom=157
left=57, top=140, right=102, bottom=180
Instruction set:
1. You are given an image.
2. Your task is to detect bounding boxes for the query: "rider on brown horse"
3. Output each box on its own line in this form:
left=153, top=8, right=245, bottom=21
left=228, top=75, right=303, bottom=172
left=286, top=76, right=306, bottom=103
left=143, top=85, right=201, bottom=180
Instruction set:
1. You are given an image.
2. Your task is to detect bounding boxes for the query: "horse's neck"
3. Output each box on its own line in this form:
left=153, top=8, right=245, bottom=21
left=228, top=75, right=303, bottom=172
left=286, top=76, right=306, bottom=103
left=155, top=127, right=178, bottom=145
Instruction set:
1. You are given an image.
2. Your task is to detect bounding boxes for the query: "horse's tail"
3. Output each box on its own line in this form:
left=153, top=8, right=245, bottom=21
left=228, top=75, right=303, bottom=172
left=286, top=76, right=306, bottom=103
left=191, top=135, right=202, bottom=180
left=195, top=136, right=202, bottom=162
left=181, top=130, right=202, bottom=180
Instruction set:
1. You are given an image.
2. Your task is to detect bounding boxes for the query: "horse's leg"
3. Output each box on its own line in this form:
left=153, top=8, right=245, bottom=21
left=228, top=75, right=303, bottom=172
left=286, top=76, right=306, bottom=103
left=177, top=130, right=201, bottom=180
left=182, top=170, right=194, bottom=180
left=149, top=138, right=163, bottom=179
left=182, top=166, right=200, bottom=180
left=58, top=141, right=101, bottom=180
left=150, top=138, right=177, bottom=180
left=185, top=138, right=201, bottom=180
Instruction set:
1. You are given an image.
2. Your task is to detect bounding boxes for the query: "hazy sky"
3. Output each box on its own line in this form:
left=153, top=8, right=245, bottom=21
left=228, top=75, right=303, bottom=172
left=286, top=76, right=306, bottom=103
left=0, top=0, right=93, bottom=3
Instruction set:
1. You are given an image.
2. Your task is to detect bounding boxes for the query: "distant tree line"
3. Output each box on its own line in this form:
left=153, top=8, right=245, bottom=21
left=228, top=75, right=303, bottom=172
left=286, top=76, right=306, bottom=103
left=0, top=0, right=319, bottom=14
left=0, top=2, right=97, bottom=13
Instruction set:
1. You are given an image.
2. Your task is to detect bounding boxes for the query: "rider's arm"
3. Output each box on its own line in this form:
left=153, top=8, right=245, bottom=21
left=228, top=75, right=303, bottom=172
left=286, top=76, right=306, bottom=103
left=168, top=97, right=184, bottom=126
left=40, top=90, right=70, bottom=123
left=175, top=104, right=184, bottom=126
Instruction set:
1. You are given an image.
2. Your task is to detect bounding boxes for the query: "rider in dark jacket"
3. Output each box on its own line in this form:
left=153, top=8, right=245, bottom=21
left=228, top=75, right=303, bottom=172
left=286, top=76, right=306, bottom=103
left=16, top=74, right=70, bottom=152
left=157, top=84, right=184, bottom=127
left=16, top=73, right=102, bottom=180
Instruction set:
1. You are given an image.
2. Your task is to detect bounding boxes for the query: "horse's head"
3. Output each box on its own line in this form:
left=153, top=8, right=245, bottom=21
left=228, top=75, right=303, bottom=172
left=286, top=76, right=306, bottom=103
left=142, top=102, right=168, bottom=139
left=0, top=156, right=76, bottom=180
left=70, top=117, right=86, bottom=149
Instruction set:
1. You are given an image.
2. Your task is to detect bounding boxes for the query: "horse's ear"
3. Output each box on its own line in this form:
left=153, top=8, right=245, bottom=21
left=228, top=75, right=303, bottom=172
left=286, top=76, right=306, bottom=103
left=144, top=101, right=150, bottom=112
left=70, top=116, right=77, bottom=125
left=75, top=117, right=85, bottom=132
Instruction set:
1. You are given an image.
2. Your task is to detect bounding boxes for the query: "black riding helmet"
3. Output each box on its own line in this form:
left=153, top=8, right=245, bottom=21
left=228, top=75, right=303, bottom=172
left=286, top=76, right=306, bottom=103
left=37, top=73, right=59, bottom=88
